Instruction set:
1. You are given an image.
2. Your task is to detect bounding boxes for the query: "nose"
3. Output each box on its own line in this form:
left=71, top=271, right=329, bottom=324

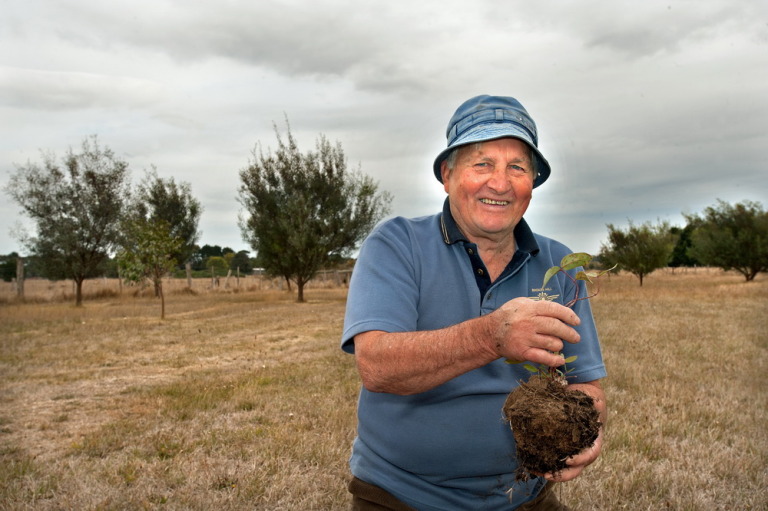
left=486, top=167, right=511, bottom=194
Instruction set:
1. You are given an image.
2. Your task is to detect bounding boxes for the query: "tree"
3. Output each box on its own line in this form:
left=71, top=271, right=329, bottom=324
left=191, top=244, right=234, bottom=271
left=4, top=136, right=130, bottom=306
left=229, top=250, right=253, bottom=274
left=134, top=169, right=202, bottom=290
left=600, top=220, right=676, bottom=286
left=669, top=224, right=700, bottom=268
left=0, top=253, right=20, bottom=282
left=117, top=219, right=182, bottom=319
left=206, top=256, right=229, bottom=277
left=238, top=121, right=391, bottom=302
left=686, top=199, right=768, bottom=281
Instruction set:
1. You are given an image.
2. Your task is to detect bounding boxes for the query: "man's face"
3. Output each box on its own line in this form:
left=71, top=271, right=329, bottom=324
left=440, top=138, right=535, bottom=245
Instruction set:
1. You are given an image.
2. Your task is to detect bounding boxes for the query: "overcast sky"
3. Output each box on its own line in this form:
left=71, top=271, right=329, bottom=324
left=2, top=0, right=766, bottom=257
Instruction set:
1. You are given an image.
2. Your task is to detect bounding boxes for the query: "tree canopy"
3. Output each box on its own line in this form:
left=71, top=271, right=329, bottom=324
left=133, top=169, right=202, bottom=266
left=686, top=199, right=768, bottom=281
left=600, top=220, right=676, bottom=286
left=0, top=252, right=20, bottom=282
left=4, top=136, right=130, bottom=305
left=238, top=122, right=391, bottom=302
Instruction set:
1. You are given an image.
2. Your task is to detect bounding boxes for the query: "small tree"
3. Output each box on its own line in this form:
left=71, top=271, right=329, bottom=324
left=4, top=136, right=130, bottom=306
left=600, top=220, right=676, bottom=286
left=206, top=256, right=229, bottom=278
left=686, top=199, right=768, bottom=281
left=117, top=219, right=182, bottom=319
left=134, top=169, right=202, bottom=291
left=238, top=121, right=391, bottom=302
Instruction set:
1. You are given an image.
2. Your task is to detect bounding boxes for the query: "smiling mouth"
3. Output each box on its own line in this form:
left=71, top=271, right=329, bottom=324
left=480, top=198, right=509, bottom=206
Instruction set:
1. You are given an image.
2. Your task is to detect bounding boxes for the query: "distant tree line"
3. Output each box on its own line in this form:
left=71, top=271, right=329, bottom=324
left=6, top=133, right=762, bottom=307
left=600, top=199, right=767, bottom=285
left=3, top=125, right=391, bottom=308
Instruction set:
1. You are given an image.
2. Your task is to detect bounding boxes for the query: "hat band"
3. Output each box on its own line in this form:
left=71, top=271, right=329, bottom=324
left=447, top=109, right=538, bottom=147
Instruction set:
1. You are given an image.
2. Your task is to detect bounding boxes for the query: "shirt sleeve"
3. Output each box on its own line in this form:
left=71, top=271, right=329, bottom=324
left=341, top=218, right=421, bottom=354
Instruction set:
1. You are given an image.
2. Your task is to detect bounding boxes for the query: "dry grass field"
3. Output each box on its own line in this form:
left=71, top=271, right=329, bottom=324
left=0, top=270, right=766, bottom=510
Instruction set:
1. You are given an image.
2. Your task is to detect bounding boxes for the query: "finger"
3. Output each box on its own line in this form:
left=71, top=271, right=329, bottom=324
left=566, top=432, right=603, bottom=467
left=544, top=465, right=583, bottom=482
left=565, top=445, right=597, bottom=467
left=536, top=317, right=580, bottom=345
left=523, top=348, right=565, bottom=368
left=533, top=299, right=581, bottom=326
left=533, top=332, right=564, bottom=353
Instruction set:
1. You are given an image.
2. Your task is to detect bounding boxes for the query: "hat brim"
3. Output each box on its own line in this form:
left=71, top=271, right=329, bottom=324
left=433, top=124, right=551, bottom=188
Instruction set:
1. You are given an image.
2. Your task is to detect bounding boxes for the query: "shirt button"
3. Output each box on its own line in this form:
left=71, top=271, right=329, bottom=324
left=476, top=268, right=484, bottom=276
left=467, top=248, right=474, bottom=255
left=487, top=292, right=493, bottom=299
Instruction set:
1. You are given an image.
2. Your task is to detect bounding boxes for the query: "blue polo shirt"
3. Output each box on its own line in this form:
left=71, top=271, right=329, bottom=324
left=342, top=199, right=606, bottom=510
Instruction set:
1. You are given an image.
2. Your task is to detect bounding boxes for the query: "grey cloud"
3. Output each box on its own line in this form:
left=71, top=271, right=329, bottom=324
left=0, top=66, right=166, bottom=111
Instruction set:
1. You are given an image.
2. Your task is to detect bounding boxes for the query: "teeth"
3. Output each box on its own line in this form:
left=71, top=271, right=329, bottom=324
left=480, top=199, right=508, bottom=205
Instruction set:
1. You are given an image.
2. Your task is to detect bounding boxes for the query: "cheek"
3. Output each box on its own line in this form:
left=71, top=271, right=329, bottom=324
left=516, top=181, right=534, bottom=200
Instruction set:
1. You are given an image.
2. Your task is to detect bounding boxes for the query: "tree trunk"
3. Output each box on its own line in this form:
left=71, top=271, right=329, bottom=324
left=75, top=278, right=84, bottom=307
left=297, top=280, right=305, bottom=302
left=159, top=281, right=166, bottom=320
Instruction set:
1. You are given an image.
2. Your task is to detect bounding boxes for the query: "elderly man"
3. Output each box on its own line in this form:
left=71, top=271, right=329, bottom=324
left=341, top=95, right=607, bottom=510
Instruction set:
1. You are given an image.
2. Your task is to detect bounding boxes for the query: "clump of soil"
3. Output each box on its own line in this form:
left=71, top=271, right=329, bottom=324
left=503, top=375, right=600, bottom=479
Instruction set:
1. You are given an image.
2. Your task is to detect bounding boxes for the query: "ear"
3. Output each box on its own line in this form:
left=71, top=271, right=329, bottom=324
left=440, top=160, right=451, bottom=193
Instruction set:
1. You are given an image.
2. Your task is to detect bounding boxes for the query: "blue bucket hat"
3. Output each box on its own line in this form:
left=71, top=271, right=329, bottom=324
left=433, top=95, right=551, bottom=188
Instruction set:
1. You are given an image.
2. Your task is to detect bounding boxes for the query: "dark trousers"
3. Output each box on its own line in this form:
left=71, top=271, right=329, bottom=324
left=349, top=477, right=571, bottom=510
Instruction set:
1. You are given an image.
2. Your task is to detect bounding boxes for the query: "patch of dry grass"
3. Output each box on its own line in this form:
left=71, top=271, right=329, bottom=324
left=1, top=286, right=357, bottom=510
left=1, top=270, right=766, bottom=510
left=560, top=269, right=767, bottom=510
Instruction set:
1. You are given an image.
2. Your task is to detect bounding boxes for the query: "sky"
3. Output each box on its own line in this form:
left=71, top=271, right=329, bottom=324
left=1, top=0, right=766, bottom=256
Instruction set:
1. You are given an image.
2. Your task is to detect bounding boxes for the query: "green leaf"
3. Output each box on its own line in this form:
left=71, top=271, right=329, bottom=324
left=505, top=359, right=523, bottom=365
left=563, top=355, right=578, bottom=364
left=541, top=265, right=561, bottom=288
left=574, top=270, right=593, bottom=284
left=560, top=252, right=592, bottom=271
left=522, top=364, right=540, bottom=374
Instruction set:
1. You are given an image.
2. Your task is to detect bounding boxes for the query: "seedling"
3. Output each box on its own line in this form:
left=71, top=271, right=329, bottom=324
left=508, top=252, right=615, bottom=381
left=503, top=252, right=615, bottom=478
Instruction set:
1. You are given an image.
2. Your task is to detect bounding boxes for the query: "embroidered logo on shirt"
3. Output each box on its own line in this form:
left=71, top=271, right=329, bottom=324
left=530, top=288, right=559, bottom=301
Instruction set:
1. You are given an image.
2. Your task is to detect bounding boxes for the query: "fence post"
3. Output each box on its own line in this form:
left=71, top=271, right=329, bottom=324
left=15, top=256, right=24, bottom=299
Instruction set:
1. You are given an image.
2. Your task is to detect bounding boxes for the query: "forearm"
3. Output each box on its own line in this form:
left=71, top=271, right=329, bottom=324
left=354, top=318, right=499, bottom=395
left=353, top=297, right=583, bottom=396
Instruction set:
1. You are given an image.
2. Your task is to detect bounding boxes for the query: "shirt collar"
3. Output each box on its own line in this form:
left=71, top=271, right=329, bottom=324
left=439, top=197, right=540, bottom=255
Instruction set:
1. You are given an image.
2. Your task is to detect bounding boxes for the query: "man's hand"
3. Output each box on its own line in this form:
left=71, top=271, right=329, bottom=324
left=543, top=380, right=606, bottom=482
left=542, top=428, right=604, bottom=482
left=486, top=297, right=581, bottom=367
